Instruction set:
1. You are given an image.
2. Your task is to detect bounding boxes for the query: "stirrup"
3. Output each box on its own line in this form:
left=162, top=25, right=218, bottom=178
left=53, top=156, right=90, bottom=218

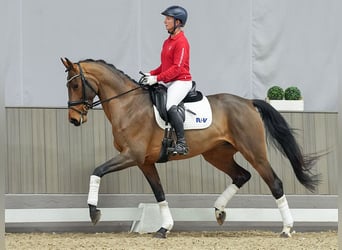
left=171, top=142, right=189, bottom=155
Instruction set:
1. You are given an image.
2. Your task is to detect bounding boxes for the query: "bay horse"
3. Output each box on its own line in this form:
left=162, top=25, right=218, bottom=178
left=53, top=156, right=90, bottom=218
left=61, top=58, right=320, bottom=238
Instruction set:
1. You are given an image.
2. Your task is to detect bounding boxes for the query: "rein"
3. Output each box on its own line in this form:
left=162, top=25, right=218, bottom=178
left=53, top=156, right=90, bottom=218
left=91, top=86, right=141, bottom=108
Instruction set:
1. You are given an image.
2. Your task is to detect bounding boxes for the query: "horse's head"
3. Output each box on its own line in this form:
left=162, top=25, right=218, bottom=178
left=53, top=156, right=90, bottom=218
left=61, top=57, right=98, bottom=126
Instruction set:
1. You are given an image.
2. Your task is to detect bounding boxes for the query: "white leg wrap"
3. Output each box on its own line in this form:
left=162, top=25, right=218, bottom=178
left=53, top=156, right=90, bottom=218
left=276, top=195, right=294, bottom=228
left=214, top=184, right=239, bottom=210
left=158, top=201, right=174, bottom=231
left=87, top=175, right=101, bottom=206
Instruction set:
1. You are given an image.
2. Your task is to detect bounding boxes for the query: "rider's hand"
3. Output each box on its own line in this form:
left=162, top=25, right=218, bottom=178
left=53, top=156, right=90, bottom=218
left=143, top=75, right=157, bottom=85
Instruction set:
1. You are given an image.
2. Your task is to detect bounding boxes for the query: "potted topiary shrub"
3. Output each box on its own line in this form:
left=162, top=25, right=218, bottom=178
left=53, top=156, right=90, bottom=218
left=267, top=86, right=284, bottom=100
left=284, top=86, right=301, bottom=100
left=266, top=85, right=304, bottom=111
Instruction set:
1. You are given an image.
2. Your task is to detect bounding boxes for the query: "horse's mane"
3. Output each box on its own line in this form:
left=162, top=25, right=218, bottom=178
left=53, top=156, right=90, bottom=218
left=79, top=59, right=138, bottom=84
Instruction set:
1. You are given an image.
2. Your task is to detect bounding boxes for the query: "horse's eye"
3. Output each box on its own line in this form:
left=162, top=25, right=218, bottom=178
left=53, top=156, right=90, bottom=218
left=72, top=83, right=79, bottom=90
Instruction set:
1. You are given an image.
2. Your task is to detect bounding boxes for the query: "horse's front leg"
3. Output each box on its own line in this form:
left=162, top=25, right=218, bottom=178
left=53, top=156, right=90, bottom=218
left=87, top=153, right=137, bottom=225
left=139, top=163, right=173, bottom=239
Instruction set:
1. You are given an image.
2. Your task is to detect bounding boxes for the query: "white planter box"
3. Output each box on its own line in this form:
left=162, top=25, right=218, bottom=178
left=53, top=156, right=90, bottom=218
left=267, top=100, right=304, bottom=111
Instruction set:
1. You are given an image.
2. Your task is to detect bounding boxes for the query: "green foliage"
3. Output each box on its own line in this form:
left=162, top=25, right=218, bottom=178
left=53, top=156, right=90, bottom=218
left=267, top=86, right=284, bottom=100
left=284, top=86, right=302, bottom=100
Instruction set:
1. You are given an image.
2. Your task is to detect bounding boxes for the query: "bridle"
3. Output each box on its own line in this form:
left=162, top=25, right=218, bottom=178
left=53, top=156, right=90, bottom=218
left=67, top=62, right=143, bottom=117
left=67, top=63, right=98, bottom=116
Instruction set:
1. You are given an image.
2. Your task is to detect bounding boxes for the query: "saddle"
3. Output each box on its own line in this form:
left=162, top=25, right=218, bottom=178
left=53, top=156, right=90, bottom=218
left=148, top=81, right=203, bottom=123
left=147, top=81, right=204, bottom=163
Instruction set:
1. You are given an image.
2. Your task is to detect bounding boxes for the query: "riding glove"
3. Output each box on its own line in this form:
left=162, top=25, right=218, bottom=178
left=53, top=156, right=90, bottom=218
left=143, top=75, right=157, bottom=85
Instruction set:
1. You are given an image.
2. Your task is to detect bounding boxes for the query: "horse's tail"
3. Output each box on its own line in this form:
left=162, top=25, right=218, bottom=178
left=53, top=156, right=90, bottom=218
left=252, top=99, right=321, bottom=192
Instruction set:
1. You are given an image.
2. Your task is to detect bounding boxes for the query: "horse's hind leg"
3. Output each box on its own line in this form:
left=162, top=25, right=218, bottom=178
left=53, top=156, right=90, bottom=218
left=242, top=149, right=294, bottom=237
left=257, top=162, right=294, bottom=237
left=202, top=143, right=251, bottom=225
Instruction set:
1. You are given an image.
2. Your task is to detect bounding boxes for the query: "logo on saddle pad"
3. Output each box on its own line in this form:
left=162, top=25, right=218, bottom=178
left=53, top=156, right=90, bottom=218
left=154, top=96, right=213, bottom=130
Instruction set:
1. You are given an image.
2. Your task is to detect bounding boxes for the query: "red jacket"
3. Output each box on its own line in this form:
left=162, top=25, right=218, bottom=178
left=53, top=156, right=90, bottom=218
left=150, top=31, right=192, bottom=83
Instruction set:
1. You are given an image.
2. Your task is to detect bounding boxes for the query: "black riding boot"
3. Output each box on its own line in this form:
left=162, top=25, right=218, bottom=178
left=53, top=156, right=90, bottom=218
left=167, top=105, right=189, bottom=155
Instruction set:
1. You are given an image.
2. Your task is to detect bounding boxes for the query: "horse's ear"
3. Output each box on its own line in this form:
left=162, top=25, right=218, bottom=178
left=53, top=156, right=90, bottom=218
left=61, top=57, right=75, bottom=72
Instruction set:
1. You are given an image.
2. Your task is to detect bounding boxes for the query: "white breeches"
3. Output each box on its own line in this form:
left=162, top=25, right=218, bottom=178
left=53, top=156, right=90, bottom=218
left=162, top=80, right=193, bottom=111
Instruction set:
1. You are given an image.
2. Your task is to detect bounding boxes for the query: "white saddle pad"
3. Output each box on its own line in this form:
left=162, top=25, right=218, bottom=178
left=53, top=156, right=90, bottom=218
left=154, top=96, right=212, bottom=130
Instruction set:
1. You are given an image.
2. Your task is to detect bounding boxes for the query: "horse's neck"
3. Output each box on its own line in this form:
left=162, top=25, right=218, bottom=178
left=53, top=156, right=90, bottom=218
left=98, top=77, right=150, bottom=127
left=97, top=76, right=127, bottom=120
left=97, top=75, right=125, bottom=101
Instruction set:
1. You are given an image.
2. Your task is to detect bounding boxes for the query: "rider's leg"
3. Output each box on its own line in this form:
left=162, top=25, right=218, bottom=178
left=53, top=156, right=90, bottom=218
left=166, top=80, right=192, bottom=155
left=167, top=105, right=188, bottom=155
left=165, top=80, right=193, bottom=110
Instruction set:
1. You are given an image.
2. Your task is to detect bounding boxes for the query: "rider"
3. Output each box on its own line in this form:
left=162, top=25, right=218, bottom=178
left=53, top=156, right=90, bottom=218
left=143, top=5, right=192, bottom=155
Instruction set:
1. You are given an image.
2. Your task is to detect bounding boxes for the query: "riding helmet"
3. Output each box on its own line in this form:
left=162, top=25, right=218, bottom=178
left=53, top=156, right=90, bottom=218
left=161, top=6, right=188, bottom=26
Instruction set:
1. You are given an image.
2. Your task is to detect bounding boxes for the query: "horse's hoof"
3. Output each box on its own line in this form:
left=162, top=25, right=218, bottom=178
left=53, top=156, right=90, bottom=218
left=280, top=232, right=291, bottom=238
left=89, top=205, right=101, bottom=225
left=280, top=227, right=295, bottom=238
left=154, top=227, right=168, bottom=239
left=215, top=208, right=226, bottom=225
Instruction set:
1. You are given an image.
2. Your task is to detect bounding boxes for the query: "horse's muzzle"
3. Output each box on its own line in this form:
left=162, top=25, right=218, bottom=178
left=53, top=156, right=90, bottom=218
left=70, top=117, right=81, bottom=126
left=68, top=107, right=88, bottom=126
left=69, top=114, right=88, bottom=126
